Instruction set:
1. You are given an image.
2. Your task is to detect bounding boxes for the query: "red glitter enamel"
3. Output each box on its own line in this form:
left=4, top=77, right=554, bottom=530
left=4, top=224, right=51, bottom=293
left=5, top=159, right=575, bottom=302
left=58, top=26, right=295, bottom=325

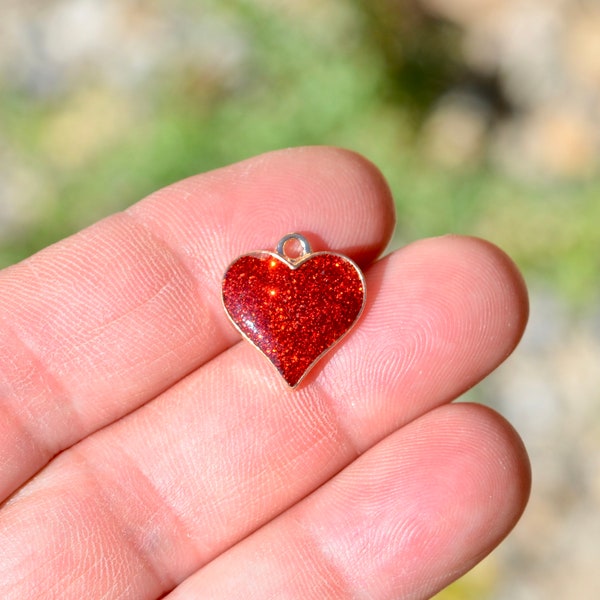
left=222, top=242, right=366, bottom=388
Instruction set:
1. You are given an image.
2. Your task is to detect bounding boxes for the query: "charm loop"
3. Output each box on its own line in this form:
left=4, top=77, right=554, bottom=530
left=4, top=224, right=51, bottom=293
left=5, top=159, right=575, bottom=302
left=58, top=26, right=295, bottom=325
left=276, top=233, right=312, bottom=264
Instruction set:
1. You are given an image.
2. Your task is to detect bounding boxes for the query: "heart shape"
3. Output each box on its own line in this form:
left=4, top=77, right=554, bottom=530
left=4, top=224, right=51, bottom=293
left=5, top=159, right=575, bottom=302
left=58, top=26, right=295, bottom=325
left=222, top=236, right=366, bottom=388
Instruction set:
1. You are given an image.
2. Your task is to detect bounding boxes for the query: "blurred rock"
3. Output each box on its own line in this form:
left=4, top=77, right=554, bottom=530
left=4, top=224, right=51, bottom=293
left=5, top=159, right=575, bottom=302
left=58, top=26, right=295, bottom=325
left=0, top=146, right=48, bottom=240
left=419, top=0, right=600, bottom=180
left=479, top=288, right=600, bottom=599
left=492, top=104, right=598, bottom=180
left=0, top=0, right=250, bottom=98
left=421, top=90, right=491, bottom=168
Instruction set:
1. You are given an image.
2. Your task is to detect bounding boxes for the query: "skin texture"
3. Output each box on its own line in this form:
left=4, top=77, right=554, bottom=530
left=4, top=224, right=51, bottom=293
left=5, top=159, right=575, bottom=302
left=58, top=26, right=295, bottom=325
left=0, top=147, right=530, bottom=599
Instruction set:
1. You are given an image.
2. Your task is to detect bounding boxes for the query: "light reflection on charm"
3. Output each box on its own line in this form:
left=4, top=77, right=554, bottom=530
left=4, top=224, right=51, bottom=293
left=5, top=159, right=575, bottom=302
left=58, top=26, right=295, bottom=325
left=221, top=233, right=367, bottom=388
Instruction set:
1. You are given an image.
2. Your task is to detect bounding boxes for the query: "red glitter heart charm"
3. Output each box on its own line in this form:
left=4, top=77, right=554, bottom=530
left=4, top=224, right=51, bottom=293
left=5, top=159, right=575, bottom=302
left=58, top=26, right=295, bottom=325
left=222, top=233, right=366, bottom=388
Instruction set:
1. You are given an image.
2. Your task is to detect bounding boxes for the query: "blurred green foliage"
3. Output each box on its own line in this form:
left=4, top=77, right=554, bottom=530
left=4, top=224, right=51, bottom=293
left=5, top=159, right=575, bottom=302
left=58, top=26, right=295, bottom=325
left=1, top=0, right=598, bottom=307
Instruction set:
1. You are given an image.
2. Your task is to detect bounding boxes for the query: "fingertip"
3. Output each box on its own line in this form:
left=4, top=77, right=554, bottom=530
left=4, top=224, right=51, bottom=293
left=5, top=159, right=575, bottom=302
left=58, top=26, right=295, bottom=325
left=324, top=233, right=530, bottom=446
left=234, top=146, right=397, bottom=265
left=442, top=234, right=530, bottom=350
left=394, top=233, right=529, bottom=370
left=316, top=402, right=531, bottom=598
left=428, top=402, right=532, bottom=534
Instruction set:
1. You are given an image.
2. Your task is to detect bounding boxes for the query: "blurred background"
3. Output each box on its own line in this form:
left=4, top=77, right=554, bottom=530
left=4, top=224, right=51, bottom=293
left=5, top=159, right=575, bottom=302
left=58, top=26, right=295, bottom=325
left=1, top=0, right=599, bottom=597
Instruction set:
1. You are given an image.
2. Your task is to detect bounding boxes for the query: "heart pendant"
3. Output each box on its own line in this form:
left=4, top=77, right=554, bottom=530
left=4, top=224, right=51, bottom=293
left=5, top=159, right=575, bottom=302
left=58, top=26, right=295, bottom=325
left=222, top=233, right=366, bottom=388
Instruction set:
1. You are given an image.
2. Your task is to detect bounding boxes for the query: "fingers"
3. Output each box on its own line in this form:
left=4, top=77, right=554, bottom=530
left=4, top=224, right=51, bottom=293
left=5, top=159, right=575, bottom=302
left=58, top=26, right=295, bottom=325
left=0, top=147, right=395, bottom=501
left=167, top=403, right=531, bottom=599
left=0, top=236, right=528, bottom=599
left=323, top=234, right=529, bottom=450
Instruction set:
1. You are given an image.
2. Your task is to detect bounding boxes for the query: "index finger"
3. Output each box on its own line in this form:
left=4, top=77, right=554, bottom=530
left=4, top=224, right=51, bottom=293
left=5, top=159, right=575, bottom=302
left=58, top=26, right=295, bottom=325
left=0, top=147, right=395, bottom=501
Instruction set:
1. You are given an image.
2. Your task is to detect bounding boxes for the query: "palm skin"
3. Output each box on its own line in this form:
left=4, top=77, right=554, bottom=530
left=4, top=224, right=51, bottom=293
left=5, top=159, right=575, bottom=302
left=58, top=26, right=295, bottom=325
left=0, top=147, right=530, bottom=599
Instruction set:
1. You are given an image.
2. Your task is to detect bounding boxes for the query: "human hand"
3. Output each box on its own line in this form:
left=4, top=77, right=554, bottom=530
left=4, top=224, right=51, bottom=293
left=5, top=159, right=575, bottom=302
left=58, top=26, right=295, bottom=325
left=0, top=147, right=530, bottom=599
